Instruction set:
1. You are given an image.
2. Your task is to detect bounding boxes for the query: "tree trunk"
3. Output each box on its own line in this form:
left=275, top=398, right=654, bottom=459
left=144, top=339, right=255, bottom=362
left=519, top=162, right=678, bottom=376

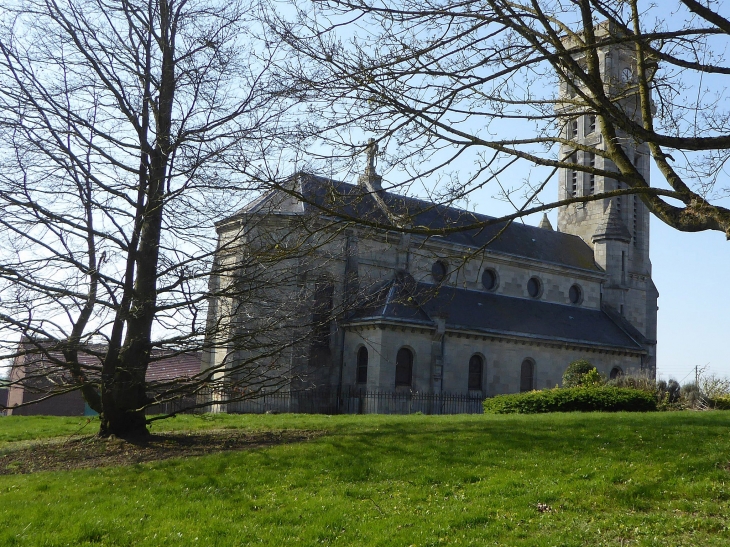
left=99, top=0, right=176, bottom=438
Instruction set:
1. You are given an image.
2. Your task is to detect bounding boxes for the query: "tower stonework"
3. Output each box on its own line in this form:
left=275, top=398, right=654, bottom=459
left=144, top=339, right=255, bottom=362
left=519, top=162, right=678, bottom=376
left=556, top=22, right=658, bottom=376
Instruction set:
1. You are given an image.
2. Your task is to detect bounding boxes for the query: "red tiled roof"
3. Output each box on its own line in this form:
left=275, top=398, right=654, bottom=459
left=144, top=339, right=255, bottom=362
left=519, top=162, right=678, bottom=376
left=11, top=340, right=202, bottom=384
left=146, top=352, right=202, bottom=382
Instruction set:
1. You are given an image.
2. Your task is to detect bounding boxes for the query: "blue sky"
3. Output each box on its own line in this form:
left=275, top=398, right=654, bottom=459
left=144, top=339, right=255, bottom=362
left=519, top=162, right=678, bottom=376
left=650, top=217, right=730, bottom=382
left=355, top=3, right=730, bottom=387
left=490, top=175, right=730, bottom=384
left=538, top=204, right=730, bottom=383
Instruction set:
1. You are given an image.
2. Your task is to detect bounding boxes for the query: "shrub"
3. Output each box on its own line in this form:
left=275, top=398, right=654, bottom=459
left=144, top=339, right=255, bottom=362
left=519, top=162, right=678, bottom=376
left=606, top=373, right=656, bottom=392
left=562, top=359, right=595, bottom=388
left=650, top=379, right=683, bottom=410
left=482, top=386, right=657, bottom=414
left=666, top=380, right=681, bottom=403
left=711, top=396, right=730, bottom=410
left=681, top=382, right=702, bottom=409
left=581, top=368, right=604, bottom=387
left=699, top=373, right=730, bottom=400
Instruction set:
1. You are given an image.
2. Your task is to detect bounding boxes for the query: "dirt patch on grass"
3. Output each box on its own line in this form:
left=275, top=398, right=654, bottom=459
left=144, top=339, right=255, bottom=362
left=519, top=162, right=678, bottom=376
left=0, top=429, right=322, bottom=475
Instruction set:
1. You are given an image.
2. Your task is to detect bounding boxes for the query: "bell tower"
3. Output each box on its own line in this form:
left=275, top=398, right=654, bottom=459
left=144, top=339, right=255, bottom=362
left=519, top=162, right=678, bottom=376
left=555, top=21, right=658, bottom=376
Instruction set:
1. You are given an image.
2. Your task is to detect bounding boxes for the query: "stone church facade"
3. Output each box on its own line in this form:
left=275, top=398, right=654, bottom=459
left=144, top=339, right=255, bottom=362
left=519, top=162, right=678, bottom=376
left=203, top=29, right=658, bottom=401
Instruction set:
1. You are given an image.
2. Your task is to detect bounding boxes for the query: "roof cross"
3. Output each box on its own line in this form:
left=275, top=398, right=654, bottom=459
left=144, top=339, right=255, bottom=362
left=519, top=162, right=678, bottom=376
left=365, top=138, right=378, bottom=175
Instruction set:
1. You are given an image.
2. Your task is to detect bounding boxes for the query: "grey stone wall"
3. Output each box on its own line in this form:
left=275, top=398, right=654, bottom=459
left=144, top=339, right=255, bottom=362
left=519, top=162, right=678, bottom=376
left=343, top=325, right=644, bottom=395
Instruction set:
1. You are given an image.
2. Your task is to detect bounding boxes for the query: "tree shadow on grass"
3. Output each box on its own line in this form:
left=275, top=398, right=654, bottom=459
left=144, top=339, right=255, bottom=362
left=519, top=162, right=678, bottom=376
left=0, top=429, right=323, bottom=475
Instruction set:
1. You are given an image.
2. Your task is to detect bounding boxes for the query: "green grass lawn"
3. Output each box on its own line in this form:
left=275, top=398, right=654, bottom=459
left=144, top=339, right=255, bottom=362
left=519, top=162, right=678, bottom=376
left=1, top=411, right=730, bottom=546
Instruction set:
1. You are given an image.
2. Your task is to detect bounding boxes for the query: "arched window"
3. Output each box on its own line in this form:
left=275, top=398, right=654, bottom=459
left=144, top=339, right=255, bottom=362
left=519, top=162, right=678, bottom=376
left=395, top=348, right=413, bottom=387
left=356, top=347, right=368, bottom=384
left=520, top=359, right=534, bottom=392
left=610, top=366, right=623, bottom=380
left=468, top=355, right=483, bottom=391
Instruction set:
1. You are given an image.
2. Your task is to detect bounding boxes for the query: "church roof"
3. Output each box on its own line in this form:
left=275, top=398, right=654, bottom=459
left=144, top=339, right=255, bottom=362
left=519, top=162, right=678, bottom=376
left=237, top=172, right=601, bottom=272
left=347, top=277, right=645, bottom=352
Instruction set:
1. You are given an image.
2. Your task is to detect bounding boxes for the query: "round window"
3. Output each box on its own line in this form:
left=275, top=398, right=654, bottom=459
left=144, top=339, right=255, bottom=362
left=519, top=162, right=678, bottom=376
left=569, top=284, right=582, bottom=304
left=527, top=277, right=542, bottom=298
left=481, top=268, right=498, bottom=291
left=431, top=260, right=448, bottom=283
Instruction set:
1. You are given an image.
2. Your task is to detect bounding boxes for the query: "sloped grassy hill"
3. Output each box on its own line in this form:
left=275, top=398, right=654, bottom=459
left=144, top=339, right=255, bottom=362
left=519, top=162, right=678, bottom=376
left=1, top=412, right=729, bottom=546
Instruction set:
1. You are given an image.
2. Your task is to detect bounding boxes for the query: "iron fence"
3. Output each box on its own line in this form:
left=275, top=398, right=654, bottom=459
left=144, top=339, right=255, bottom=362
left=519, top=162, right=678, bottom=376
left=338, top=389, right=484, bottom=415
left=153, top=388, right=484, bottom=415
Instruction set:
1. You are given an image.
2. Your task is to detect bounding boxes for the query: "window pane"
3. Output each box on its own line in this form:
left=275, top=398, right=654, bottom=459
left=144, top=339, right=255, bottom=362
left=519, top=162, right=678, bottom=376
left=395, top=348, right=413, bottom=386
left=357, top=347, right=368, bottom=384
left=468, top=355, right=483, bottom=390
left=569, top=284, right=582, bottom=304
left=520, top=360, right=534, bottom=392
left=482, top=269, right=496, bottom=290
left=431, top=260, right=447, bottom=283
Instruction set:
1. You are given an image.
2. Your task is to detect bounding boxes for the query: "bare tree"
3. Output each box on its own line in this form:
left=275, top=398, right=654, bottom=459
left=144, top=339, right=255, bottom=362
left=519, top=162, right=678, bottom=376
left=0, top=0, right=299, bottom=435
left=7, top=0, right=730, bottom=431
left=272, top=0, right=730, bottom=236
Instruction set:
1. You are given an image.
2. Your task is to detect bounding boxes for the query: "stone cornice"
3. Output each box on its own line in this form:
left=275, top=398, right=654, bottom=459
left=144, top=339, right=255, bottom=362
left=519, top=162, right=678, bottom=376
left=343, top=319, right=646, bottom=356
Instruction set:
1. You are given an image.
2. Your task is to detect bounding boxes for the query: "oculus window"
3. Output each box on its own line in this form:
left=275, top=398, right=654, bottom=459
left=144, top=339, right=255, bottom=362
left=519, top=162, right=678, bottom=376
left=569, top=284, right=583, bottom=304
left=481, top=269, right=498, bottom=291
left=527, top=277, right=542, bottom=298
left=431, top=260, right=448, bottom=283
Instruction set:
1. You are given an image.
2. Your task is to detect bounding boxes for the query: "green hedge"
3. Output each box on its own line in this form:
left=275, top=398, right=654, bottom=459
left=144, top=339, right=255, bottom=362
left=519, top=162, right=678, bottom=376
left=482, top=386, right=657, bottom=414
left=711, top=395, right=730, bottom=410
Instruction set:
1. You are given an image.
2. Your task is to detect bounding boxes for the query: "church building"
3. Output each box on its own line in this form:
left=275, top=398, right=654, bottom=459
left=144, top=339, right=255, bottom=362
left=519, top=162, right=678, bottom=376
left=203, top=28, right=658, bottom=402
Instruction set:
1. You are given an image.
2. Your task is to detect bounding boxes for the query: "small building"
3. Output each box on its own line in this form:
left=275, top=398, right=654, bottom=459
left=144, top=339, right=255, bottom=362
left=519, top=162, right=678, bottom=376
left=5, top=339, right=201, bottom=416
left=0, top=386, right=8, bottom=416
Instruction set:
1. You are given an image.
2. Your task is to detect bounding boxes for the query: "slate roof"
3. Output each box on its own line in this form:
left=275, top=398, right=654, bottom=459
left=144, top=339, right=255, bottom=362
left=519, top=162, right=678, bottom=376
left=347, top=276, right=644, bottom=352
left=238, top=173, right=601, bottom=272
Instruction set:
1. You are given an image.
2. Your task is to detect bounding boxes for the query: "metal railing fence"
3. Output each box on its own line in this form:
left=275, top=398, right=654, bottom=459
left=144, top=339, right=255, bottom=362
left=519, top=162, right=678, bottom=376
left=152, top=387, right=484, bottom=416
